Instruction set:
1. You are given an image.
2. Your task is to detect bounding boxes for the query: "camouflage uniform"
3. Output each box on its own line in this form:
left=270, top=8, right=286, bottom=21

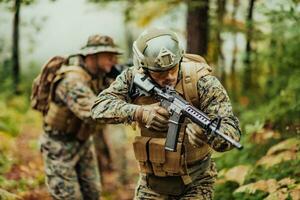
left=91, top=65, right=241, bottom=199
left=40, top=35, right=122, bottom=200
left=135, top=162, right=217, bottom=200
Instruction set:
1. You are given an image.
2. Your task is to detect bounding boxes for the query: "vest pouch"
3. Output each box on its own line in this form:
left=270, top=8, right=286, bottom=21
left=133, top=136, right=153, bottom=174
left=163, top=142, right=184, bottom=175
left=149, top=138, right=166, bottom=177
left=147, top=174, right=187, bottom=196
left=44, top=102, right=80, bottom=133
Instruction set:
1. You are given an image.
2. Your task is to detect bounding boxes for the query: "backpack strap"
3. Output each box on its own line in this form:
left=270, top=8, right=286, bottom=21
left=57, top=65, right=92, bottom=82
left=179, top=55, right=212, bottom=185
left=49, top=65, right=92, bottom=101
left=181, top=54, right=212, bottom=108
left=183, top=53, right=207, bottom=63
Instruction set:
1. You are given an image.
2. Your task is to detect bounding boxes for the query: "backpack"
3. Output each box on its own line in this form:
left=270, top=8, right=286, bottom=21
left=180, top=53, right=212, bottom=108
left=31, top=56, right=66, bottom=115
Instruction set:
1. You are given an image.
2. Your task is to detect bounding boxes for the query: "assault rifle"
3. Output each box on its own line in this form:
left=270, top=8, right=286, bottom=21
left=133, top=73, right=243, bottom=152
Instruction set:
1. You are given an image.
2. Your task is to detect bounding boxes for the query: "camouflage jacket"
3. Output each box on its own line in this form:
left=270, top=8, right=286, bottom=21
left=91, top=65, right=241, bottom=152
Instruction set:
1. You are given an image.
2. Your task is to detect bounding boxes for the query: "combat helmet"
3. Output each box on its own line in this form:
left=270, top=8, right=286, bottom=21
left=133, top=28, right=183, bottom=72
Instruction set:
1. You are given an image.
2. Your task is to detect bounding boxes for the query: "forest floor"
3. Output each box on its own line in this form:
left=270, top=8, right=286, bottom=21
left=1, top=96, right=300, bottom=200
left=2, top=121, right=299, bottom=200
left=0, top=105, right=139, bottom=200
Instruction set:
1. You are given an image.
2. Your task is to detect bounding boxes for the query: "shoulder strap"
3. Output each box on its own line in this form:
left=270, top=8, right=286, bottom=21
left=57, top=65, right=92, bottom=81
left=181, top=54, right=212, bottom=107
left=183, top=53, right=207, bottom=63
left=49, top=65, right=92, bottom=101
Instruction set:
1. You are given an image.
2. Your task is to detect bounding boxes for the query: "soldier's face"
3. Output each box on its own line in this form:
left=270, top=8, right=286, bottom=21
left=149, top=64, right=179, bottom=88
left=96, top=53, right=117, bottom=73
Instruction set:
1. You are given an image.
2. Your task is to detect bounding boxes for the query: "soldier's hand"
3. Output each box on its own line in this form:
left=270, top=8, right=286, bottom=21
left=186, top=122, right=208, bottom=147
left=134, top=103, right=169, bottom=131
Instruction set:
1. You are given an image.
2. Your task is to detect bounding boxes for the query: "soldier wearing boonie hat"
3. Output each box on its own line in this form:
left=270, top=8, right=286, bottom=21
left=37, top=34, right=123, bottom=200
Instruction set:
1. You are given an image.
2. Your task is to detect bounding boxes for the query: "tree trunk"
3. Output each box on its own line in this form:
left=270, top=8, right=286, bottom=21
left=12, top=0, right=21, bottom=94
left=243, top=0, right=255, bottom=91
left=187, top=0, right=209, bottom=56
left=124, top=1, right=135, bottom=60
left=216, top=0, right=226, bottom=87
left=230, top=0, right=239, bottom=101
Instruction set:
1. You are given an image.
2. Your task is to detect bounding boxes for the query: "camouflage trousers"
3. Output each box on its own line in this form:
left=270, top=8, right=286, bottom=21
left=134, top=161, right=217, bottom=200
left=40, top=133, right=101, bottom=200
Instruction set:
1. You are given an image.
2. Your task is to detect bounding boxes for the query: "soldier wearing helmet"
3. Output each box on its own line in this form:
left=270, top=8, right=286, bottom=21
left=92, top=28, right=241, bottom=199
left=38, top=34, right=122, bottom=199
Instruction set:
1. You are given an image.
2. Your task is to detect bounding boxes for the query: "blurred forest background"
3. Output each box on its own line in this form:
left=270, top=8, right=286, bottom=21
left=0, top=0, right=300, bottom=199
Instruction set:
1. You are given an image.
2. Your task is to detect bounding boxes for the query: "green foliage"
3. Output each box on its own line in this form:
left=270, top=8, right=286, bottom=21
left=21, top=0, right=36, bottom=6
left=0, top=0, right=35, bottom=5
left=233, top=190, right=269, bottom=200
left=214, top=140, right=300, bottom=199
left=244, top=159, right=300, bottom=184
left=0, top=153, right=12, bottom=174
left=214, top=181, right=239, bottom=200
left=19, top=61, right=40, bottom=95
left=246, top=1, right=300, bottom=127
left=214, top=181, right=269, bottom=200
left=0, top=0, right=36, bottom=11
left=0, top=95, right=31, bottom=136
left=216, top=0, right=300, bottom=133
left=214, top=2, right=300, bottom=190
left=0, top=41, right=13, bottom=93
left=264, top=71, right=300, bottom=127
left=215, top=136, right=278, bottom=170
left=0, top=0, right=11, bottom=3
left=0, top=176, right=42, bottom=193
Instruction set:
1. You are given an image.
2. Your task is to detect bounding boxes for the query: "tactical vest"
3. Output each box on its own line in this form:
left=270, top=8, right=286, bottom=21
left=43, top=65, right=103, bottom=140
left=132, top=54, right=213, bottom=184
